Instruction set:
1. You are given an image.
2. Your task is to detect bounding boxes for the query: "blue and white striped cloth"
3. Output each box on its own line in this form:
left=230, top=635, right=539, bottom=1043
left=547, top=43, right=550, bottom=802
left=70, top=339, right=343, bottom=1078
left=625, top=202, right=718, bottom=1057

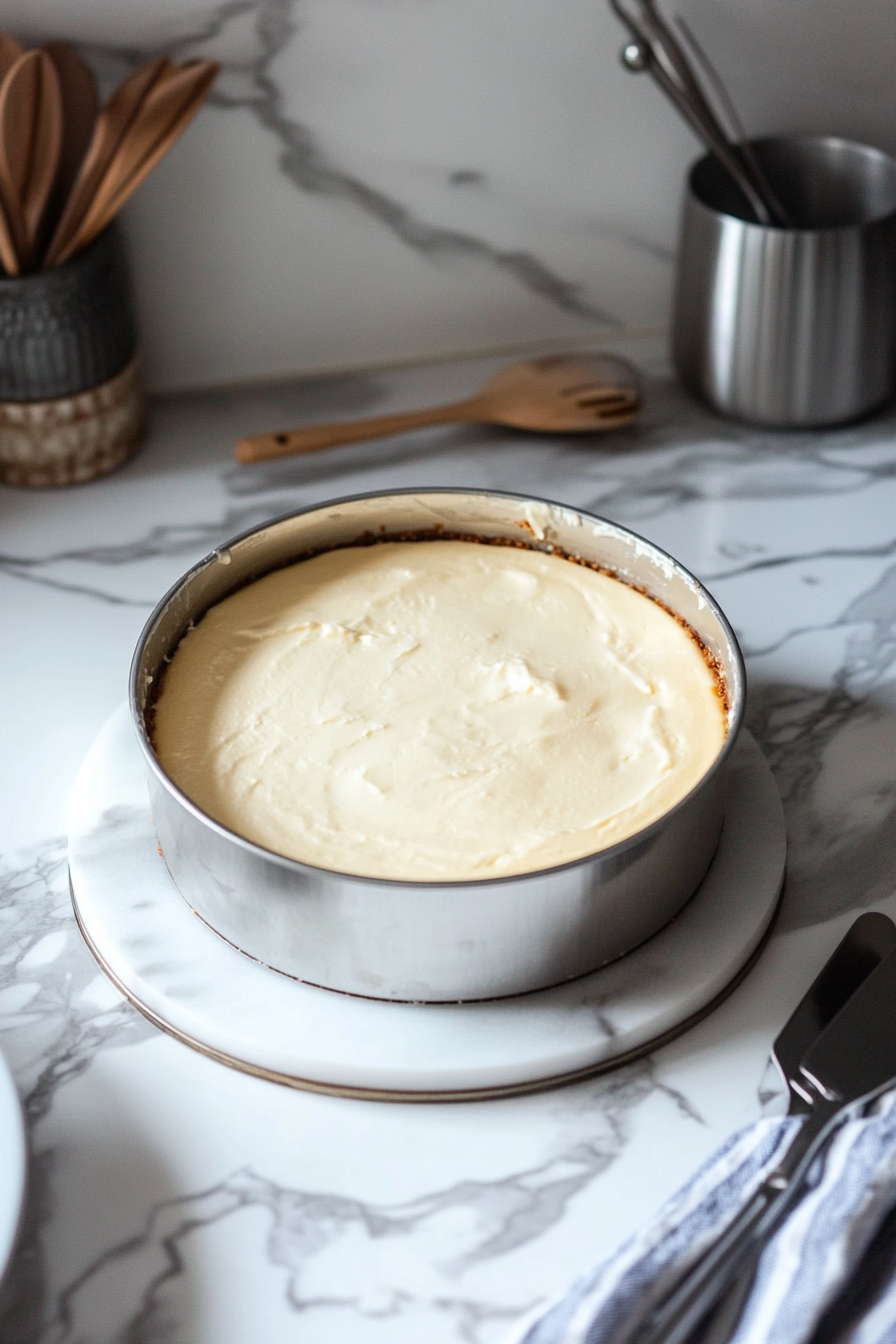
left=506, top=1089, right=896, bottom=1344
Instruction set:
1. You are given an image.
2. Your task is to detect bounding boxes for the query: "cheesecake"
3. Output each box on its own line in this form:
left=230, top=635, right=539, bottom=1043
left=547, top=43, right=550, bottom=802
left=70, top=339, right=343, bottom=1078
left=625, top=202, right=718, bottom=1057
left=152, top=539, right=727, bottom=880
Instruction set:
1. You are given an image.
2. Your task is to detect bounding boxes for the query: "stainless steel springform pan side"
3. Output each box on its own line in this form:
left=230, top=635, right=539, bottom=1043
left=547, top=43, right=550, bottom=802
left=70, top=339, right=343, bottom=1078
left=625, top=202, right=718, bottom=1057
left=130, top=488, right=745, bottom=1002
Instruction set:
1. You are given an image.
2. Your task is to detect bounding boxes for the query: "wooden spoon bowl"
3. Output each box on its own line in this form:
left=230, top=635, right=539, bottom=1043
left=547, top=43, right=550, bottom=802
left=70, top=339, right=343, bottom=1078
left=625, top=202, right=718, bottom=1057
left=235, top=353, right=642, bottom=463
left=0, top=49, right=62, bottom=272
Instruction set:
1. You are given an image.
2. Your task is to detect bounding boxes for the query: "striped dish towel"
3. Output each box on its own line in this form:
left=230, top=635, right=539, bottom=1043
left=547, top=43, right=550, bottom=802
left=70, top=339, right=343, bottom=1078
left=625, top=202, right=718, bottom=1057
left=506, top=1089, right=896, bottom=1344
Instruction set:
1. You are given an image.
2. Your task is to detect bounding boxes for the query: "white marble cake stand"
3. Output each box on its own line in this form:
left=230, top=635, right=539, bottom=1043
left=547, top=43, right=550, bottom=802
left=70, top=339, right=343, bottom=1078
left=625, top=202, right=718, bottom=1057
left=69, top=708, right=785, bottom=1101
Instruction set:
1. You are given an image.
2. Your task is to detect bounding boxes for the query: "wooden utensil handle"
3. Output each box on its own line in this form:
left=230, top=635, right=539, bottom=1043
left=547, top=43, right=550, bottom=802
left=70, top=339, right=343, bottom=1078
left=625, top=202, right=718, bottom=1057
left=235, top=401, right=472, bottom=463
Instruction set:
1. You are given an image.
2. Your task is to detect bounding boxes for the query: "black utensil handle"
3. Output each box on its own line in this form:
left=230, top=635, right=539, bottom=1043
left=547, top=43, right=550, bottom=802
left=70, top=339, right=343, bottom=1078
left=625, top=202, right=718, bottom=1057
left=690, top=1266, right=757, bottom=1344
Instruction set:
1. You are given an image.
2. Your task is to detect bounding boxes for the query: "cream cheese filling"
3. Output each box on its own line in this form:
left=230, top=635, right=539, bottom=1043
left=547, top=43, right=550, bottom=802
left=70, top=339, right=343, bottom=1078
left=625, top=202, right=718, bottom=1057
left=153, top=539, right=727, bottom=880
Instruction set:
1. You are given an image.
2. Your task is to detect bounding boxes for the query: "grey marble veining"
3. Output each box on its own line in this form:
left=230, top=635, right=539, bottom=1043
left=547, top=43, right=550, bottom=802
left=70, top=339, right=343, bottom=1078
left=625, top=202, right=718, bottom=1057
left=15, top=1067, right=671, bottom=1344
left=0, top=832, right=697, bottom=1344
left=0, top=840, right=155, bottom=1343
left=0, top=842, right=152, bottom=1121
left=76, top=0, right=613, bottom=326
left=3, top=339, right=896, bottom=1341
left=4, top=1, right=896, bottom=388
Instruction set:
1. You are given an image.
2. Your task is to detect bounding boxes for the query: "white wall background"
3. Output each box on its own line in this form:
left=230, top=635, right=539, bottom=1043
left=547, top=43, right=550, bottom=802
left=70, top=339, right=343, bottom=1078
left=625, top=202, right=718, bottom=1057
left=7, top=0, right=896, bottom=390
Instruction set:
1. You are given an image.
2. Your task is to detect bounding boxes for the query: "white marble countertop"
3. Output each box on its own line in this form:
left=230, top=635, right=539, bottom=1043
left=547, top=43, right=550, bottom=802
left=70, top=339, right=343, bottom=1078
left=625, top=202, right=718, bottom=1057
left=3, top=336, right=896, bottom=1343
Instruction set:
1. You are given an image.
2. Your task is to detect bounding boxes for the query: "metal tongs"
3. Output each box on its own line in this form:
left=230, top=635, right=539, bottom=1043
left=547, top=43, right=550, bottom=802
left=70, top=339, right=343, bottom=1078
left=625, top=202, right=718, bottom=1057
left=639, top=912, right=896, bottom=1344
left=608, top=0, right=790, bottom=227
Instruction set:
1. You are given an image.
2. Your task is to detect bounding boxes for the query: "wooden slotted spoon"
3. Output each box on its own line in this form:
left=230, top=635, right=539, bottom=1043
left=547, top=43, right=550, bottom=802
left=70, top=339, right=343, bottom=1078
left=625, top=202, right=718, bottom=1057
left=235, top=354, right=642, bottom=464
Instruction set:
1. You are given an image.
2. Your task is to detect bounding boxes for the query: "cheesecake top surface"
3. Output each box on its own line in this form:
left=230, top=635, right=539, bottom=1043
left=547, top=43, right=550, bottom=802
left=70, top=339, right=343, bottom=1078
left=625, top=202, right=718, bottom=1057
left=152, top=539, right=727, bottom=880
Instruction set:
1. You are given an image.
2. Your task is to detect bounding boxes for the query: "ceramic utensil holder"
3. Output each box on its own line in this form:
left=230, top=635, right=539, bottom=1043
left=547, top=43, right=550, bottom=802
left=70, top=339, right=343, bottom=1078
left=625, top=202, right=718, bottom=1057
left=673, top=136, right=896, bottom=428
left=0, top=223, right=144, bottom=486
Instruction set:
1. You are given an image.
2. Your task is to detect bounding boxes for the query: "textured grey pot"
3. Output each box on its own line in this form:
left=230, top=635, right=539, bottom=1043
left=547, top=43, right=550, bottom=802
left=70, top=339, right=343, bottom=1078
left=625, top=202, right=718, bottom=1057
left=0, top=225, right=138, bottom=401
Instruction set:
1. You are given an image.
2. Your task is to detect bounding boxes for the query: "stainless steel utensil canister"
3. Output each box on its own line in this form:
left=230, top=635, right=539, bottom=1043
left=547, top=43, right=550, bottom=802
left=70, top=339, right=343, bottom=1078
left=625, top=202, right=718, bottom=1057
left=673, top=136, right=896, bottom=427
left=131, top=489, right=745, bottom=1003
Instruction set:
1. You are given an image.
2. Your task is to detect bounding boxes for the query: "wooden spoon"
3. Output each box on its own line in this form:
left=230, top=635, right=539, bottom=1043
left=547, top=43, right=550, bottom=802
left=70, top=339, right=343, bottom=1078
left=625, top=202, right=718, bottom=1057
left=42, top=41, right=98, bottom=208
left=0, top=35, right=22, bottom=82
left=235, top=355, right=642, bottom=464
left=52, top=58, right=219, bottom=266
left=43, top=54, right=171, bottom=268
left=0, top=50, right=62, bottom=271
left=92, top=60, right=218, bottom=226
left=0, top=34, right=24, bottom=272
left=38, top=41, right=98, bottom=265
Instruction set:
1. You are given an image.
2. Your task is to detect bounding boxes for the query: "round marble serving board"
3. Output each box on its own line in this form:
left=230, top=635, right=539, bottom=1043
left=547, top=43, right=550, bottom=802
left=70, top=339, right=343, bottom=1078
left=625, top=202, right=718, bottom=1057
left=69, top=707, right=785, bottom=1101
